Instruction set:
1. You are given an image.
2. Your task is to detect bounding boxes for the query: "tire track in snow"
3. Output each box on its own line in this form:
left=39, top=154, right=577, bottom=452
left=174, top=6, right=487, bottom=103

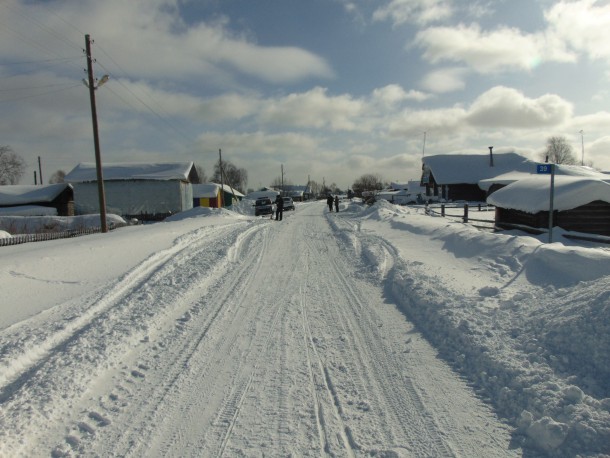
left=299, top=264, right=356, bottom=457
left=90, top=222, right=272, bottom=457
left=0, top=226, right=214, bottom=392
left=321, top=211, right=459, bottom=456
left=0, top=222, right=255, bottom=456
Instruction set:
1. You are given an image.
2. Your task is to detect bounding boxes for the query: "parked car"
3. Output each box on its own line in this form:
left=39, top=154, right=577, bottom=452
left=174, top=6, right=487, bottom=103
left=282, top=197, right=295, bottom=211
left=254, top=197, right=274, bottom=216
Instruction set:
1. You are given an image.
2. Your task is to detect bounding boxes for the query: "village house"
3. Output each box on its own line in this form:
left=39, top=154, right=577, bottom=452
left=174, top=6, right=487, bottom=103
left=0, top=183, right=74, bottom=216
left=421, top=150, right=535, bottom=201
left=488, top=175, right=610, bottom=237
left=65, top=162, right=198, bottom=221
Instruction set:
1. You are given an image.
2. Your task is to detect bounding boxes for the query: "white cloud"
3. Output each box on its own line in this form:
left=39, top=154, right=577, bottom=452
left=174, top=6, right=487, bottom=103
left=414, top=23, right=575, bottom=73
left=466, top=86, right=573, bottom=128
left=587, top=135, right=610, bottom=170
left=420, top=67, right=468, bottom=93
left=385, top=86, right=575, bottom=140
left=386, top=106, right=467, bottom=138
left=545, top=0, right=610, bottom=62
left=373, top=0, right=454, bottom=26
left=372, top=84, right=432, bottom=105
left=260, top=87, right=365, bottom=131
left=7, top=0, right=334, bottom=85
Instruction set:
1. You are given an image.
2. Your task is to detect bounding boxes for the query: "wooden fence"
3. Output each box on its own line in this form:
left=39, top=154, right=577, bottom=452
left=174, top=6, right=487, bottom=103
left=425, top=203, right=496, bottom=231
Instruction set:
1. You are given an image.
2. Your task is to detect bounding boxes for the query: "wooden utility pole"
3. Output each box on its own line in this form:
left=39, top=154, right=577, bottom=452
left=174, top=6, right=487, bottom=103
left=38, top=156, right=43, bottom=185
left=218, top=149, right=224, bottom=208
left=85, top=34, right=108, bottom=233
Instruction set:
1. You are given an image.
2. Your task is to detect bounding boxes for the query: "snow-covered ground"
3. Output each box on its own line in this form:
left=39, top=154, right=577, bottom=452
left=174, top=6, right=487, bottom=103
left=1, top=200, right=609, bottom=457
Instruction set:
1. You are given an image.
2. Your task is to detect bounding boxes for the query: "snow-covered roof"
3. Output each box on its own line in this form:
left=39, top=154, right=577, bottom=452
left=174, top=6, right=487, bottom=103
left=192, top=183, right=245, bottom=198
left=479, top=165, right=610, bottom=191
left=245, top=189, right=280, bottom=200
left=423, top=152, right=534, bottom=185
left=487, top=176, right=610, bottom=212
left=218, top=183, right=244, bottom=197
left=0, top=183, right=72, bottom=206
left=65, top=162, right=195, bottom=183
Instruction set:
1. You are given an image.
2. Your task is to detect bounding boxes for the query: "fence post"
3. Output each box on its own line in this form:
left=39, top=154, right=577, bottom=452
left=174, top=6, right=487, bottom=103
left=463, top=204, right=469, bottom=223
left=441, top=204, right=445, bottom=217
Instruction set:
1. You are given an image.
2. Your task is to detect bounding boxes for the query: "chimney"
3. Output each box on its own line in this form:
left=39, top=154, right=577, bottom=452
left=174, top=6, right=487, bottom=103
left=488, top=146, right=494, bottom=167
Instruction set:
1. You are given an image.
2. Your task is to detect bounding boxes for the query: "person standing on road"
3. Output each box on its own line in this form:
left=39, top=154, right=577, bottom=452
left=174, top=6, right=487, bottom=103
left=334, top=195, right=339, bottom=212
left=327, top=195, right=333, bottom=212
left=275, top=194, right=284, bottom=221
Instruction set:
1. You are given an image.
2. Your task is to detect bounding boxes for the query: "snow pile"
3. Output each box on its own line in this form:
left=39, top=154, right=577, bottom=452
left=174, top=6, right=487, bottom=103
left=0, top=214, right=126, bottom=234
left=348, top=200, right=610, bottom=456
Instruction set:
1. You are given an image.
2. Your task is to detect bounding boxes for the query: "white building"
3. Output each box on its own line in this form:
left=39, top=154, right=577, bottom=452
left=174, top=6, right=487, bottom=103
left=65, top=162, right=198, bottom=220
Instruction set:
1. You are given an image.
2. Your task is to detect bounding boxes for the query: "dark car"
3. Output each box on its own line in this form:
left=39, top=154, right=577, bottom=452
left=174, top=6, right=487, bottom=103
left=282, top=197, right=295, bottom=211
left=254, top=197, right=274, bottom=216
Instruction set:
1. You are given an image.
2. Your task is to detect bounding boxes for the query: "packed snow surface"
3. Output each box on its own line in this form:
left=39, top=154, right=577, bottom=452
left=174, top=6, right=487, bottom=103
left=1, top=200, right=609, bottom=457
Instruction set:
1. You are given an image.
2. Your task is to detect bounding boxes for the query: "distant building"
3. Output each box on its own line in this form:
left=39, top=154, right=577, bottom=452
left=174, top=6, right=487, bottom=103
left=245, top=188, right=280, bottom=201
left=192, top=183, right=244, bottom=208
left=0, top=183, right=74, bottom=216
left=65, top=162, right=198, bottom=221
left=421, top=151, right=534, bottom=201
left=278, top=185, right=312, bottom=201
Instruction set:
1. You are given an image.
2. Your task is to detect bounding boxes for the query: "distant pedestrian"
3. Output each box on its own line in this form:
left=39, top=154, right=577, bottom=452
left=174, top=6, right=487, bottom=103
left=334, top=195, right=339, bottom=212
left=327, top=195, right=333, bottom=212
left=275, top=194, right=284, bottom=221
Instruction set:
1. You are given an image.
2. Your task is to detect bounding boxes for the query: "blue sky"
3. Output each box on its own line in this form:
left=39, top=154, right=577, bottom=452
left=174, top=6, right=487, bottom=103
left=1, top=0, right=610, bottom=190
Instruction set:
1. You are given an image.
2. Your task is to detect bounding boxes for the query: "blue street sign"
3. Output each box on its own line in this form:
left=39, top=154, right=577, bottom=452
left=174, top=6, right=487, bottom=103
left=537, top=164, right=552, bottom=174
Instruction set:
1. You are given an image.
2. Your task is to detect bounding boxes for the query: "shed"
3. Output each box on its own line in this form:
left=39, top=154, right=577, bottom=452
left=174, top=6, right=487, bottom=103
left=421, top=151, right=534, bottom=201
left=488, top=176, right=610, bottom=236
left=65, top=162, right=197, bottom=221
left=0, top=183, right=74, bottom=216
left=192, top=183, right=244, bottom=208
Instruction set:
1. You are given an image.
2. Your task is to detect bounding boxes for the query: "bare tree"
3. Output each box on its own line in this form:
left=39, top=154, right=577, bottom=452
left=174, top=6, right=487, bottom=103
left=192, top=165, right=207, bottom=184
left=541, top=136, right=578, bottom=164
left=308, top=179, right=321, bottom=198
left=270, top=176, right=293, bottom=190
left=0, top=145, right=26, bottom=185
left=352, top=173, right=384, bottom=197
left=212, top=160, right=248, bottom=193
left=48, top=170, right=66, bottom=184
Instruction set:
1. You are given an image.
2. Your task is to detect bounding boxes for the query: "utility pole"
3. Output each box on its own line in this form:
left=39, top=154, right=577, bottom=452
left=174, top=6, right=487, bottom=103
left=580, top=129, right=585, bottom=165
left=38, top=156, right=43, bottom=185
left=422, top=131, right=427, bottom=157
left=280, top=164, right=284, bottom=195
left=218, top=149, right=224, bottom=207
left=85, top=34, right=108, bottom=233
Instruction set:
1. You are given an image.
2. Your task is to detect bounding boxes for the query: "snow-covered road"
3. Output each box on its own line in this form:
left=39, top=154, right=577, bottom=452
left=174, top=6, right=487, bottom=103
left=1, top=201, right=520, bottom=457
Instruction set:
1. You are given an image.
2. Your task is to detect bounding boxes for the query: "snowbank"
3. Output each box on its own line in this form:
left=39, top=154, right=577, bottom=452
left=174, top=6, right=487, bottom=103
left=345, top=200, right=610, bottom=456
left=0, top=214, right=127, bottom=234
